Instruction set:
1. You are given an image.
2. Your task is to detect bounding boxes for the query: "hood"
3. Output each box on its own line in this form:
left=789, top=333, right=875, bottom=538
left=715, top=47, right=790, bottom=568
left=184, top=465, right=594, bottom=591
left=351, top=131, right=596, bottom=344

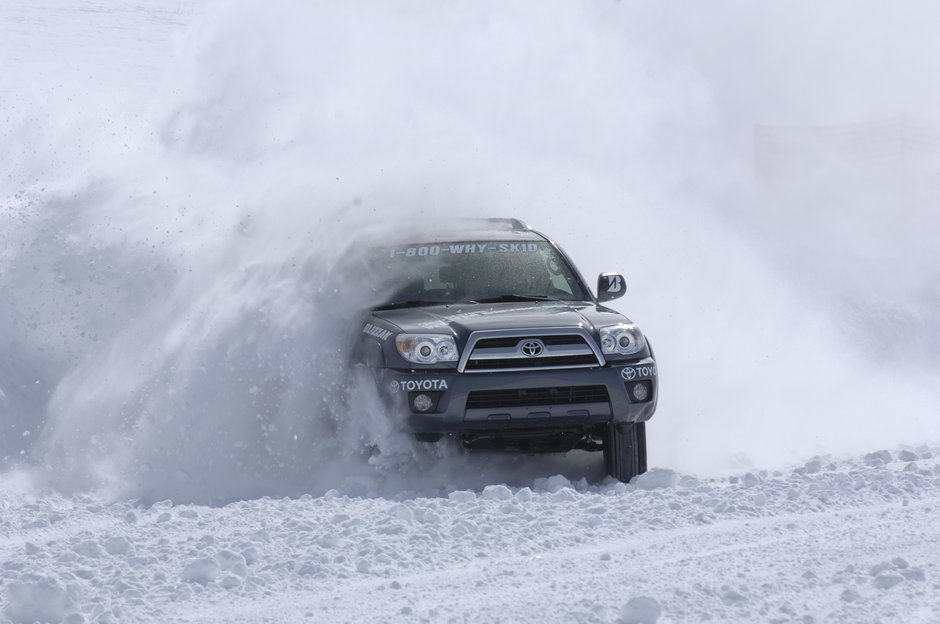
left=372, top=301, right=630, bottom=343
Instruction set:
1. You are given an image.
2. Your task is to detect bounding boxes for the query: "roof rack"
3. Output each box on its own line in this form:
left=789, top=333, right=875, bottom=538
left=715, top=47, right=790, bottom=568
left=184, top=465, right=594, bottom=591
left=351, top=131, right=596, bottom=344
left=462, top=217, right=530, bottom=231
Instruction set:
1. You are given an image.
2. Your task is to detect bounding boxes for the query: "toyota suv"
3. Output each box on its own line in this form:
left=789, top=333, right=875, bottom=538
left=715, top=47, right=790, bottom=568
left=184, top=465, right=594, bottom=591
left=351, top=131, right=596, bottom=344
left=352, top=218, right=657, bottom=482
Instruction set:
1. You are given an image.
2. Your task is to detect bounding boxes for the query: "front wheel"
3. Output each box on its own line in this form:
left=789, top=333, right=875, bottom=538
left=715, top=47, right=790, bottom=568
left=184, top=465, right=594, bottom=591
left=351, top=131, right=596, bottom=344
left=603, top=421, right=647, bottom=482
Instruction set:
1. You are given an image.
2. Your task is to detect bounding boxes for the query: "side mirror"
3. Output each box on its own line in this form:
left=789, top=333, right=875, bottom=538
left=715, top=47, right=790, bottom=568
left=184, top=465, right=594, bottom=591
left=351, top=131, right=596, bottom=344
left=597, top=273, right=626, bottom=302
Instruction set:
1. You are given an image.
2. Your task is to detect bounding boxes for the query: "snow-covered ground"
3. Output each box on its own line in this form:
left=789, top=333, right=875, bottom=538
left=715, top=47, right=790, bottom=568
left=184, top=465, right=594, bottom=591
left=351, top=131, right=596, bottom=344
left=3, top=1, right=940, bottom=622
left=4, top=449, right=940, bottom=623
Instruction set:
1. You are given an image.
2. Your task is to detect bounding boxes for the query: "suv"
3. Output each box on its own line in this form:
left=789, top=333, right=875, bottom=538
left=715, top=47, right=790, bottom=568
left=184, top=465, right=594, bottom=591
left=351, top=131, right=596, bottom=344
left=353, top=218, right=657, bottom=482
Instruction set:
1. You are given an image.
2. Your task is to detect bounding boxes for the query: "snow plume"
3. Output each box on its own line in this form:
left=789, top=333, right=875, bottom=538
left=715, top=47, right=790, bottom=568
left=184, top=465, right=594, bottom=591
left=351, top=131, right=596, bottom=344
left=2, top=0, right=940, bottom=500
left=1, top=153, right=424, bottom=503
left=33, top=195, right=399, bottom=503
left=0, top=1, right=457, bottom=501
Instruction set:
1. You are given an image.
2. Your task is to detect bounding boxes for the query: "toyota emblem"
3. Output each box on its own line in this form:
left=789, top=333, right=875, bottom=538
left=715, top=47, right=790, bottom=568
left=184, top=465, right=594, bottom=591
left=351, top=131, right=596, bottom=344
left=520, top=339, right=545, bottom=357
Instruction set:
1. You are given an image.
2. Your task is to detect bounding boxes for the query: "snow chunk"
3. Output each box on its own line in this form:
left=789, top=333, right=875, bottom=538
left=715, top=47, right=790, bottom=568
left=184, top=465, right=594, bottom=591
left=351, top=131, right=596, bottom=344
left=448, top=490, right=477, bottom=503
left=551, top=487, right=578, bottom=502
left=720, top=589, right=747, bottom=605
left=864, top=450, right=893, bottom=466
left=872, top=573, right=904, bottom=590
left=220, top=575, right=242, bottom=589
left=182, top=558, right=221, bottom=585
left=240, top=545, right=260, bottom=565
left=740, top=472, right=761, bottom=488
left=73, top=540, right=103, bottom=558
left=891, top=557, right=909, bottom=569
left=482, top=485, right=513, bottom=500
left=315, top=534, right=340, bottom=548
left=633, top=468, right=678, bottom=490
left=869, top=561, right=894, bottom=576
left=392, top=504, right=414, bottom=523
left=249, top=530, right=270, bottom=544
left=3, top=577, right=71, bottom=624
left=535, top=475, right=572, bottom=493
left=840, top=588, right=861, bottom=602
left=619, top=596, right=662, bottom=624
left=413, top=507, right=441, bottom=524
left=103, top=536, right=131, bottom=555
left=216, top=550, right=247, bottom=570
left=803, top=458, right=823, bottom=474
left=901, top=568, right=926, bottom=582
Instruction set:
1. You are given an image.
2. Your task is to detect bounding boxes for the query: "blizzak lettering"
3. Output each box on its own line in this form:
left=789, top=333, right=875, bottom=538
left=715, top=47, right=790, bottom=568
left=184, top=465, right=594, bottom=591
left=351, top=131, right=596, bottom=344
left=392, top=379, right=449, bottom=392
left=362, top=323, right=393, bottom=341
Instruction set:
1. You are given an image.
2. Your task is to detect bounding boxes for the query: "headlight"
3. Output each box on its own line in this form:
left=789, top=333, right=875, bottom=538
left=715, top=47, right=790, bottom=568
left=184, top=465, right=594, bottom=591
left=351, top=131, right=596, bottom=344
left=395, top=334, right=460, bottom=365
left=599, top=324, right=645, bottom=356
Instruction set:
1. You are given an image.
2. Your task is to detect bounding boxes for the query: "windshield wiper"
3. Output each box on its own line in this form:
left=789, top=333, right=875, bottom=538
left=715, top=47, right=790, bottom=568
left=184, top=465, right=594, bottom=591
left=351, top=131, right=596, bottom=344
left=374, top=299, right=462, bottom=310
left=375, top=295, right=559, bottom=309
left=471, top=294, right=557, bottom=304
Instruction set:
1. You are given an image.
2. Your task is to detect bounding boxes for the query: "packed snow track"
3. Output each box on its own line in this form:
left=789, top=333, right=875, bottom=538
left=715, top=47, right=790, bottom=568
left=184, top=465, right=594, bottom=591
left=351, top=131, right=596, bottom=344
left=3, top=449, right=940, bottom=623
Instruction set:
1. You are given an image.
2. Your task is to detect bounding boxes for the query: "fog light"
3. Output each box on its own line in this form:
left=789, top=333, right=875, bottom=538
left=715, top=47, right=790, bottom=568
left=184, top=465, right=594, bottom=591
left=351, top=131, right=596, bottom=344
left=412, top=393, right=434, bottom=412
left=628, top=381, right=650, bottom=402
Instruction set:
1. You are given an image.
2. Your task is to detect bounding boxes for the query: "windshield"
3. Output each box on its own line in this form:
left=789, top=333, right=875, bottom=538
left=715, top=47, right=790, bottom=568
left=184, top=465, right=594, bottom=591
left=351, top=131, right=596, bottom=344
left=372, top=241, right=589, bottom=308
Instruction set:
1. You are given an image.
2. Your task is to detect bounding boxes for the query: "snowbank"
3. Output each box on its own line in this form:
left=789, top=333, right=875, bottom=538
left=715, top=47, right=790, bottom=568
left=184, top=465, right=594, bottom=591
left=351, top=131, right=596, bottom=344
left=2, top=448, right=939, bottom=622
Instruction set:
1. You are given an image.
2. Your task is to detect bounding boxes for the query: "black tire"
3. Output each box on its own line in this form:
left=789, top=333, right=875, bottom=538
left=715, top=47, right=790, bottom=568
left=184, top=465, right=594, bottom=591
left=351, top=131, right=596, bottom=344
left=603, top=421, right=647, bottom=482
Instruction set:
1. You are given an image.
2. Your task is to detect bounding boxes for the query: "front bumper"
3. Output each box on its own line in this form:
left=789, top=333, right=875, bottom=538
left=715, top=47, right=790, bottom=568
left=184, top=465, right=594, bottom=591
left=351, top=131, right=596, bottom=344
left=378, top=358, right=657, bottom=435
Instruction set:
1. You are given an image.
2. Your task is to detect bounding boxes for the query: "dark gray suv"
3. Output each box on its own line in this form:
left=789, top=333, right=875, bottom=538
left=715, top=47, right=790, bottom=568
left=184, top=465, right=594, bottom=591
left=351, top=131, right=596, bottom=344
left=353, top=218, right=657, bottom=482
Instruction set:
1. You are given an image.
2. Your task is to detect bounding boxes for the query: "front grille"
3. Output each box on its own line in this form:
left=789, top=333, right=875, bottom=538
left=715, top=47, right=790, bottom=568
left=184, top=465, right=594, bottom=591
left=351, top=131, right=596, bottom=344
left=459, top=329, right=603, bottom=373
left=474, top=335, right=586, bottom=349
left=464, top=354, right=598, bottom=371
left=466, top=385, right=610, bottom=409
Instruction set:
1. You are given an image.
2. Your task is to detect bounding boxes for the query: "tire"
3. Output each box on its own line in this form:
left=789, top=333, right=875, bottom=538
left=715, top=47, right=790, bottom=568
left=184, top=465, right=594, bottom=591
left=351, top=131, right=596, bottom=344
left=603, top=421, right=647, bottom=482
